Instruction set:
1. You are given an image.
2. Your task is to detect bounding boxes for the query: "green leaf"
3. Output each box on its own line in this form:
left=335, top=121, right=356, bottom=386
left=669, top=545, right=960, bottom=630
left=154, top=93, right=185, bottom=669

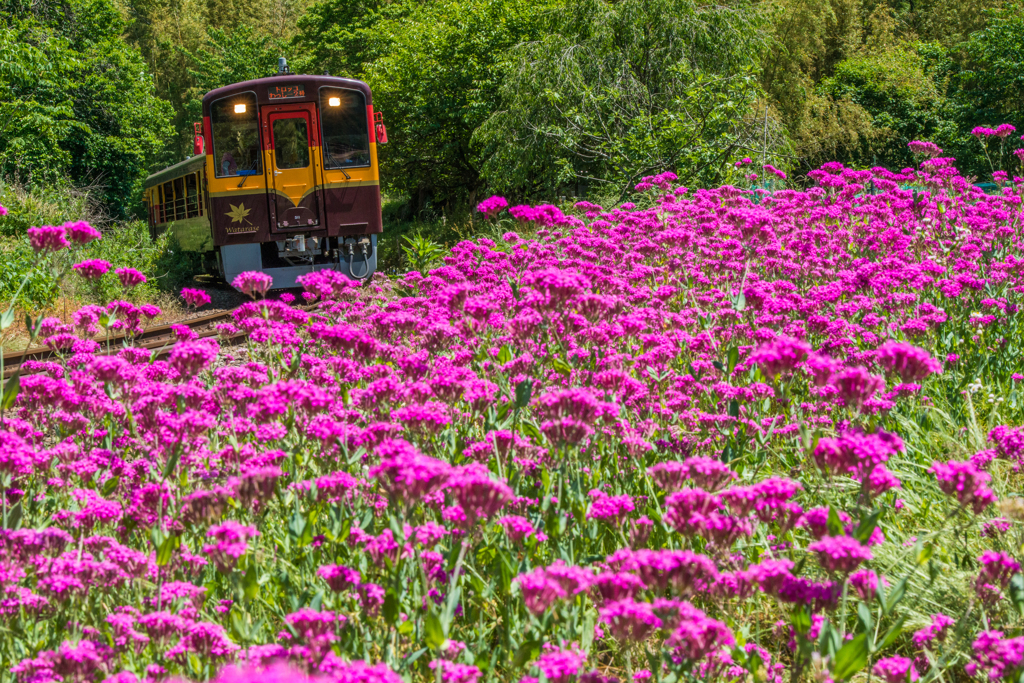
left=241, top=566, right=259, bottom=600
left=497, top=345, right=512, bottom=364
left=162, top=446, right=182, bottom=481
left=581, top=608, right=598, bottom=652
left=726, top=346, right=739, bottom=375
left=857, top=603, right=873, bottom=638
left=513, top=639, right=542, bottom=668
left=383, top=589, right=400, bottom=625
left=424, top=610, right=445, bottom=649
left=520, top=421, right=543, bottom=443
left=101, top=477, right=120, bottom=497
left=1, top=374, right=19, bottom=411
left=230, top=609, right=248, bottom=642
left=5, top=500, right=22, bottom=529
left=790, top=605, right=811, bottom=635
left=156, top=534, right=180, bottom=566
left=1010, top=574, right=1024, bottom=615
left=916, top=541, right=934, bottom=566
left=831, top=633, right=868, bottom=681
left=884, top=578, right=908, bottom=614
left=288, top=510, right=309, bottom=544
left=0, top=308, right=14, bottom=331
left=826, top=507, right=846, bottom=537
left=853, top=509, right=881, bottom=544
left=515, top=380, right=533, bottom=409
left=552, top=357, right=572, bottom=376
left=877, top=618, right=904, bottom=651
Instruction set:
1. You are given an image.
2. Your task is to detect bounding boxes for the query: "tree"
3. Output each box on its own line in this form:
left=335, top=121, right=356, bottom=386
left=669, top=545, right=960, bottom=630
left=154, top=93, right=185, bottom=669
left=477, top=0, right=773, bottom=199
left=815, top=43, right=948, bottom=170
left=0, top=0, right=173, bottom=216
left=310, top=0, right=549, bottom=214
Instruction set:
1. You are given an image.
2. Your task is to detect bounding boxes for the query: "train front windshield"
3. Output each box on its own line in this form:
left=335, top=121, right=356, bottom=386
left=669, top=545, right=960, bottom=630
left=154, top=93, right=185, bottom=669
left=211, top=93, right=262, bottom=177
left=319, top=87, right=370, bottom=169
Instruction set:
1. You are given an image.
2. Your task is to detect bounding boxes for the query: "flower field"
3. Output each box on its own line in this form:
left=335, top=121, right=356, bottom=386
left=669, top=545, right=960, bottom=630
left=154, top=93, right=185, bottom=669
left=5, top=147, right=1024, bottom=683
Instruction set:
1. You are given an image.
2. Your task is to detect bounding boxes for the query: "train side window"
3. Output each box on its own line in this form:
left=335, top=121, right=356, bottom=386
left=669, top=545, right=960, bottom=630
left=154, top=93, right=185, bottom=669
left=173, top=177, right=185, bottom=220
left=319, top=87, right=370, bottom=169
left=211, top=92, right=261, bottom=178
left=162, top=181, right=173, bottom=223
left=185, top=173, right=199, bottom=218
left=197, top=171, right=204, bottom=216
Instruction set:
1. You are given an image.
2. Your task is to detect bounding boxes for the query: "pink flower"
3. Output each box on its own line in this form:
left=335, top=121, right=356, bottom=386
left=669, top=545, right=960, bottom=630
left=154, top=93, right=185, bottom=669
left=849, top=569, right=885, bottom=600
left=115, top=267, right=146, bottom=288
left=813, top=429, right=903, bottom=479
left=72, top=259, right=111, bottom=279
left=830, top=366, right=885, bottom=411
left=648, top=457, right=736, bottom=492
left=446, top=464, right=513, bottom=524
left=966, top=631, right=1024, bottom=681
left=872, top=656, right=918, bottom=683
left=874, top=342, right=942, bottom=382
left=913, top=613, right=954, bottom=649
left=64, top=221, right=101, bottom=244
left=748, top=336, right=810, bottom=377
left=587, top=490, right=635, bottom=523
left=233, top=270, right=274, bottom=298
left=169, top=340, right=219, bottom=377
left=27, top=225, right=69, bottom=252
left=930, top=460, right=996, bottom=513
left=996, top=123, right=1017, bottom=138
left=203, top=520, right=259, bottom=572
left=598, top=599, right=662, bottom=642
left=430, top=660, right=481, bottom=683
left=907, top=140, right=943, bottom=158
left=807, top=535, right=872, bottom=573
left=498, top=515, right=540, bottom=543
left=368, top=439, right=451, bottom=503
left=476, top=195, right=508, bottom=218
left=318, top=565, right=360, bottom=592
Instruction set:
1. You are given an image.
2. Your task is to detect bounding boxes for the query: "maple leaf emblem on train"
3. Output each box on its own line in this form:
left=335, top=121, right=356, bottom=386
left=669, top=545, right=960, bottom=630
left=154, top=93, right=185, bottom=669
left=226, top=203, right=252, bottom=224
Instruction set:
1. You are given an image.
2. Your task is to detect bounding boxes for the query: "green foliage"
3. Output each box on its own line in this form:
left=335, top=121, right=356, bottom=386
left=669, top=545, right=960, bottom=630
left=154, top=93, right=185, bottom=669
left=0, top=176, right=203, bottom=310
left=957, top=5, right=1024, bottom=121
left=818, top=45, right=950, bottom=169
left=360, top=0, right=548, bottom=213
left=0, top=177, right=98, bottom=238
left=399, top=233, right=446, bottom=275
left=0, top=0, right=173, bottom=217
left=0, top=238, right=60, bottom=310
left=173, top=25, right=282, bottom=141
left=292, top=0, right=406, bottom=77
left=479, top=0, right=771, bottom=198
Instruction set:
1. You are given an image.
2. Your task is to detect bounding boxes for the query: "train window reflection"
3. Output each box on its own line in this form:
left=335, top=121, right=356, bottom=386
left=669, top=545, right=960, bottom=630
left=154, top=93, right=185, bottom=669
left=272, top=117, right=311, bottom=169
left=319, top=87, right=370, bottom=169
left=211, top=93, right=261, bottom=178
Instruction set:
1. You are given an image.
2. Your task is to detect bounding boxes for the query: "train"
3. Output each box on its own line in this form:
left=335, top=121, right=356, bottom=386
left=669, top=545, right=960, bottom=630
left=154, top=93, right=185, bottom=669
left=142, top=59, right=386, bottom=288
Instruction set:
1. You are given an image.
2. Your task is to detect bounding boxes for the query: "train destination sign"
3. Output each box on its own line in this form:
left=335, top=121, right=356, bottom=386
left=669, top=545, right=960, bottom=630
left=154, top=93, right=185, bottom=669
left=268, top=84, right=305, bottom=99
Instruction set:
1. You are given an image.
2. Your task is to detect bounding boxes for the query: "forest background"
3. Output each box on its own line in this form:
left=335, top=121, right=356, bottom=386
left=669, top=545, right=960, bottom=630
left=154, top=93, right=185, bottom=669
left=1, top=0, right=1024, bottom=281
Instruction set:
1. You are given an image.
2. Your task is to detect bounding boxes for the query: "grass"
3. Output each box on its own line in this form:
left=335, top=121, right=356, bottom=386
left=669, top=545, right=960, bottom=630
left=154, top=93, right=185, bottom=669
left=0, top=176, right=205, bottom=345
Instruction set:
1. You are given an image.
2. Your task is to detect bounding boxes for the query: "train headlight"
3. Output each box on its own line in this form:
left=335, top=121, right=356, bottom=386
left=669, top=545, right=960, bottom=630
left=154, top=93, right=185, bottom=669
left=328, top=97, right=341, bottom=107
left=234, top=104, right=247, bottom=114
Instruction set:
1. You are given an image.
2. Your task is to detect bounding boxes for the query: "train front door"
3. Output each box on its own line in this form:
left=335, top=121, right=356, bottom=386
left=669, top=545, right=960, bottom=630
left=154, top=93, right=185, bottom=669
left=264, top=104, right=322, bottom=232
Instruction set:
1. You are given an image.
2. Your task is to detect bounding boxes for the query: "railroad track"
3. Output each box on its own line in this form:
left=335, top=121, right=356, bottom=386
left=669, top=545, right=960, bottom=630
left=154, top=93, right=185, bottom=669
left=1, top=308, right=240, bottom=379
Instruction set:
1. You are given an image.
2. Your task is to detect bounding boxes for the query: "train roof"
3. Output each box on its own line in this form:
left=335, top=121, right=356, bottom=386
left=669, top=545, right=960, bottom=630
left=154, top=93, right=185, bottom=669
left=201, top=74, right=372, bottom=114
left=144, top=154, right=205, bottom=190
